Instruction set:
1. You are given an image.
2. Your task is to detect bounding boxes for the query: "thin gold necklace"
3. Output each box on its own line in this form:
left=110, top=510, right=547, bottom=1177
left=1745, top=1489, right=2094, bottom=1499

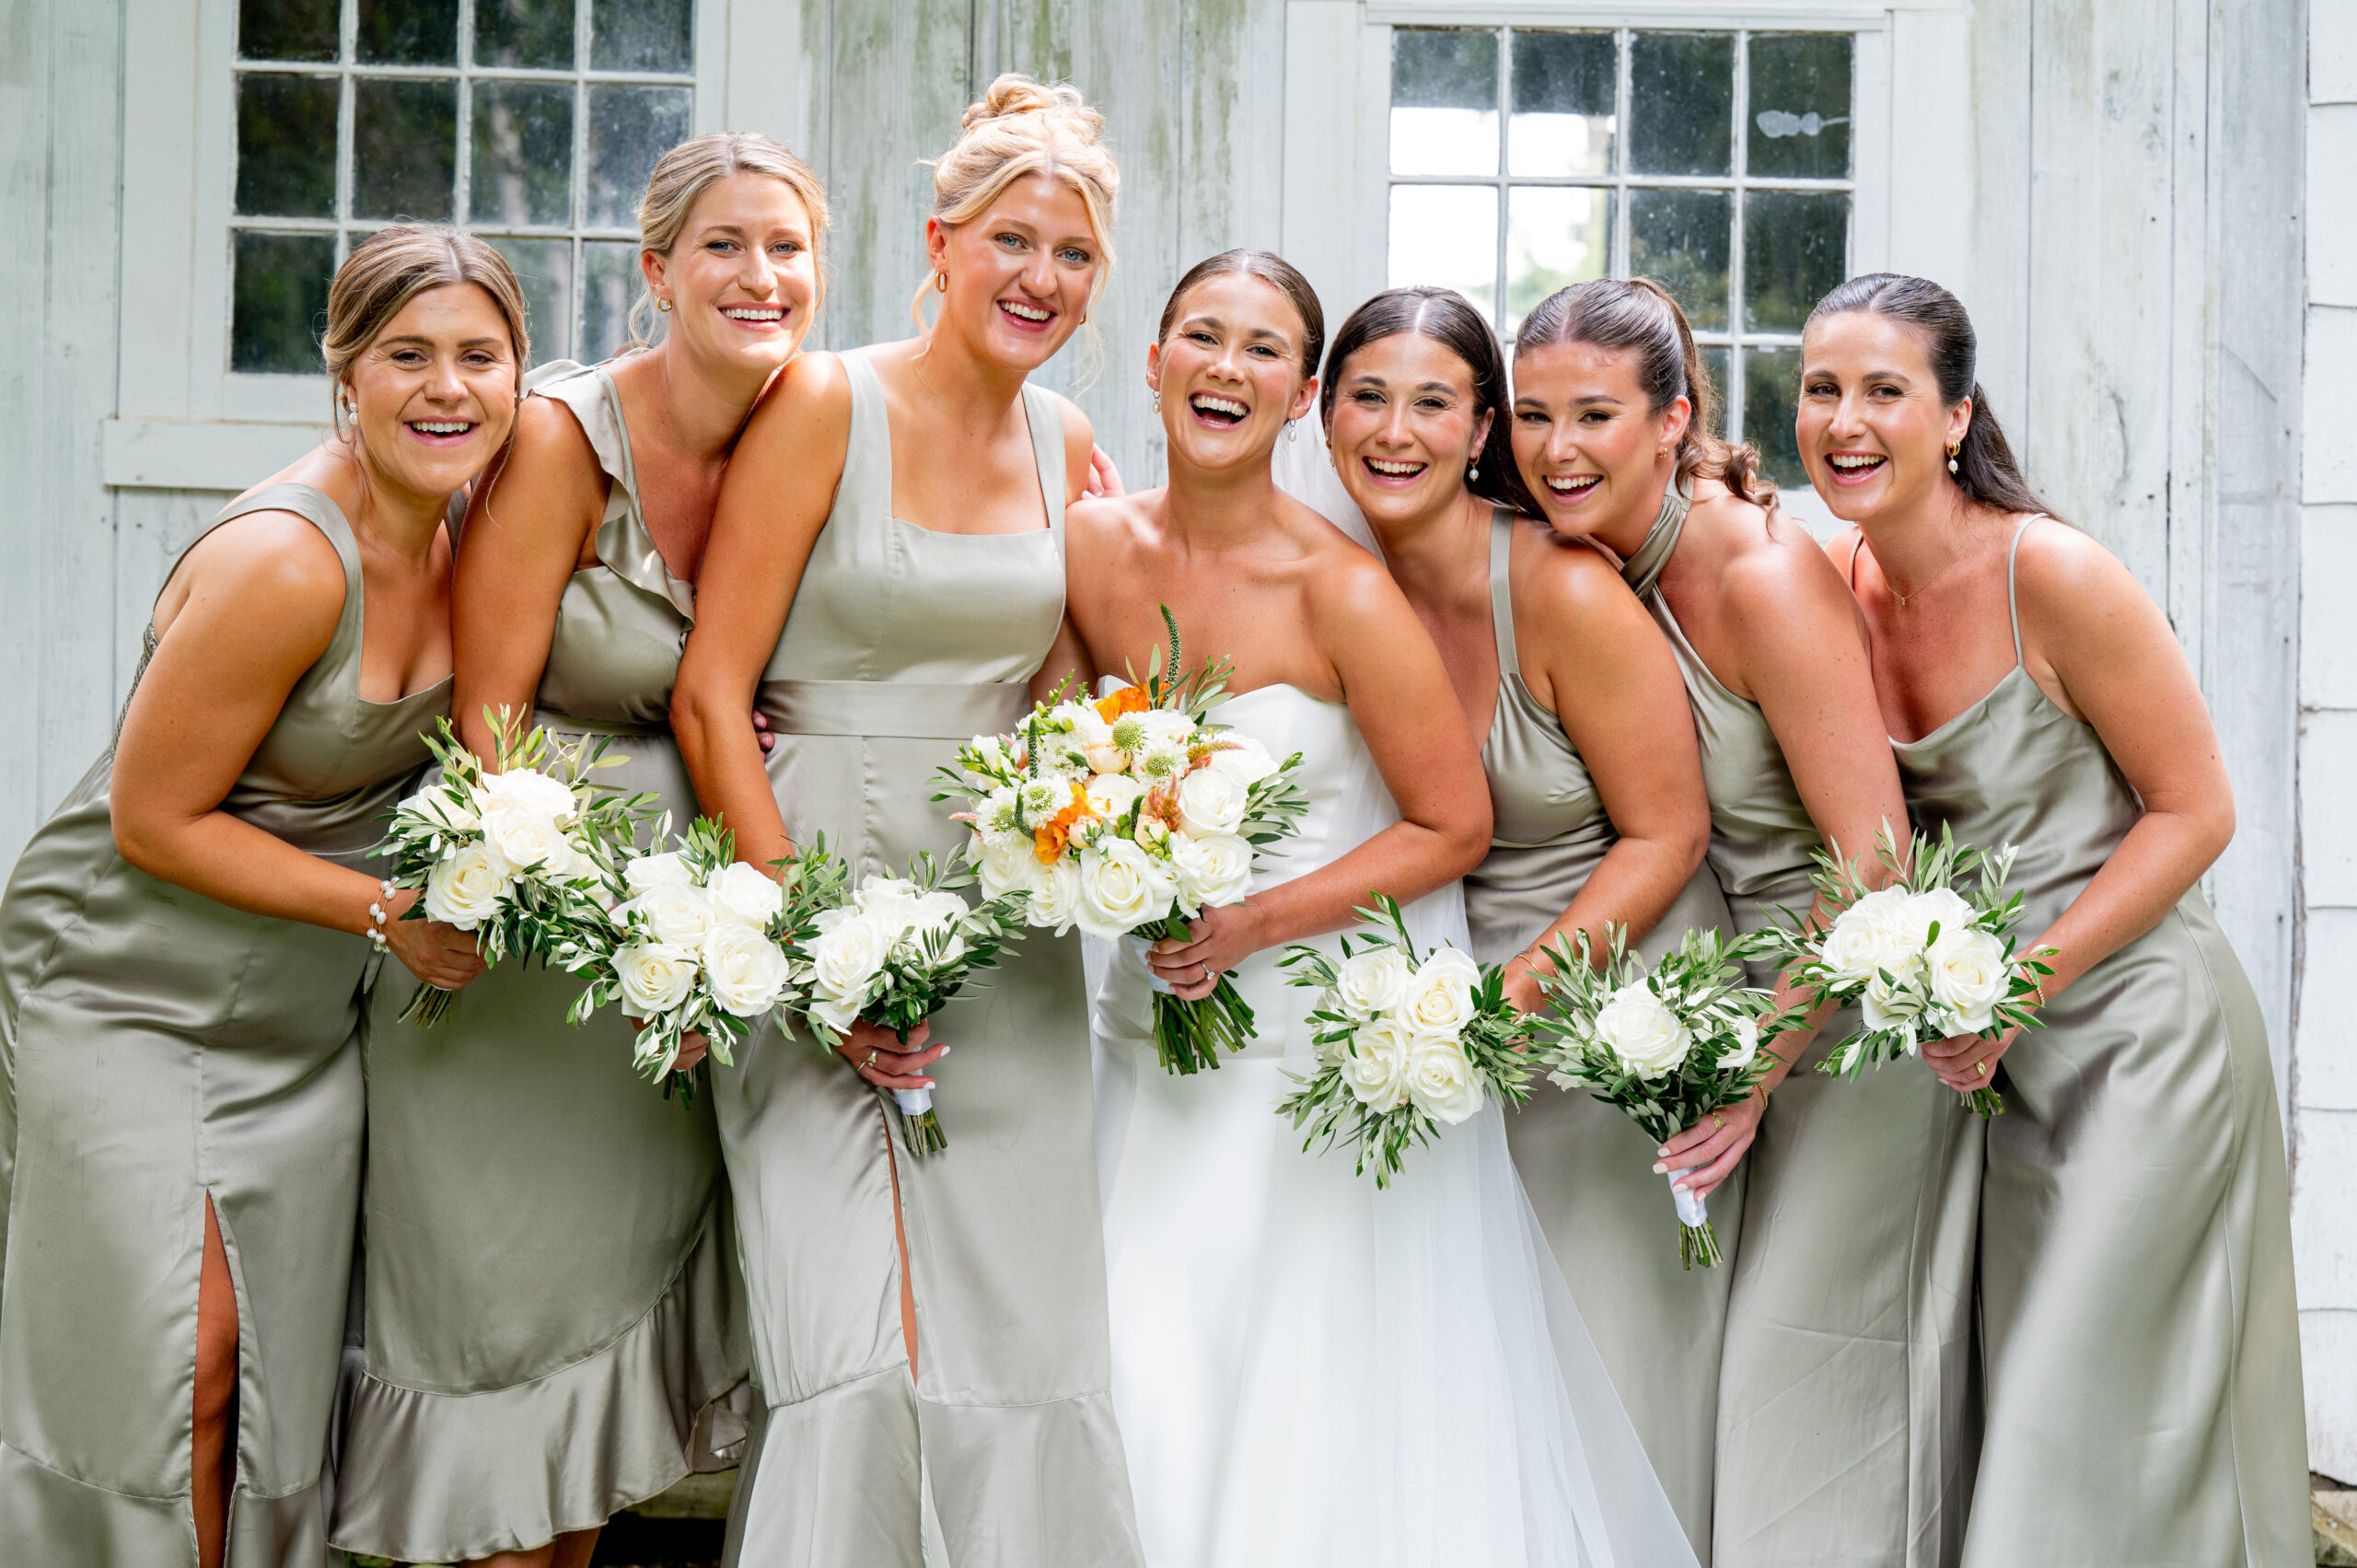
left=1885, top=541, right=1975, bottom=608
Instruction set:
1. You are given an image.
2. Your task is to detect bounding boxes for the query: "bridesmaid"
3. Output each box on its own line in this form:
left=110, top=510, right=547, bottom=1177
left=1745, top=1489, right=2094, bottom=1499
left=0, top=226, right=514, bottom=1567
left=669, top=75, right=1142, bottom=1567
left=331, top=136, right=825, bottom=1568
left=1308, top=285, right=1730, bottom=1553
left=1508, top=280, right=1952, bottom=1566
left=1807, top=274, right=2308, bottom=1566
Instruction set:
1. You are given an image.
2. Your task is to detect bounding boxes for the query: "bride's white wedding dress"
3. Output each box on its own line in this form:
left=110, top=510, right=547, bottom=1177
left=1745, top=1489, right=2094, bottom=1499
left=1091, top=679, right=1701, bottom=1568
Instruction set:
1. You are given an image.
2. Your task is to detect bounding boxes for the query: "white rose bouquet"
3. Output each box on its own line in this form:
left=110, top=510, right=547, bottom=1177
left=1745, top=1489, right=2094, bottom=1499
left=1273, top=895, right=1536, bottom=1190
left=552, top=818, right=842, bottom=1103
left=781, top=854, right=1028, bottom=1157
left=1749, top=821, right=2057, bottom=1118
left=374, top=707, right=657, bottom=1027
left=1531, top=925, right=1785, bottom=1269
left=934, top=608, right=1308, bottom=1075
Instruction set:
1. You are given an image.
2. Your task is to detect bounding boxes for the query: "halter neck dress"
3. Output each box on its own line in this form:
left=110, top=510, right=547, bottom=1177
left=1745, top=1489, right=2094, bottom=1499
left=331, top=360, right=749, bottom=1562
left=714, top=350, right=1141, bottom=1568
left=1462, top=505, right=1738, bottom=1562
left=0, top=483, right=447, bottom=1565
left=1623, top=492, right=1981, bottom=1568
left=1879, top=518, right=2306, bottom=1567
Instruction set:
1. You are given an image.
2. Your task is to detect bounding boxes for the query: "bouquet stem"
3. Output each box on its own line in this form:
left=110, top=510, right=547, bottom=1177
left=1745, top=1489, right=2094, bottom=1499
left=660, top=1064, right=702, bottom=1109
left=1667, top=1169, right=1722, bottom=1271
left=401, top=983, right=456, bottom=1028
left=894, top=1087, right=947, bottom=1156
left=1137, top=918, right=1257, bottom=1075
left=1959, top=1085, right=2004, bottom=1118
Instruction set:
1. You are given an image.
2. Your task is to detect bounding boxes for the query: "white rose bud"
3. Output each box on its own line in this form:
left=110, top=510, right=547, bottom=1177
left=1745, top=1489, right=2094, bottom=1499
left=1399, top=948, right=1480, bottom=1035
left=1820, top=886, right=1919, bottom=986
left=623, top=851, right=693, bottom=892
left=853, top=877, right=923, bottom=923
left=1341, top=1016, right=1416, bottom=1110
left=702, top=922, right=792, bottom=1016
left=710, top=861, right=785, bottom=929
left=423, top=842, right=514, bottom=929
left=1202, top=732, right=1280, bottom=786
left=479, top=767, right=576, bottom=822
left=480, top=801, right=571, bottom=873
left=804, top=992, right=861, bottom=1040
left=1719, top=1013, right=1761, bottom=1072
left=1861, top=969, right=1922, bottom=1042
left=1029, top=859, right=1084, bottom=934
left=1925, top=923, right=2008, bottom=1035
left=1074, top=840, right=1179, bottom=940
left=613, top=941, right=696, bottom=1016
left=1593, top=981, right=1693, bottom=1080
left=1176, top=767, right=1248, bottom=838
left=628, top=883, right=718, bottom=950
left=1405, top=1032, right=1486, bottom=1124
left=1903, top=887, right=1979, bottom=948
left=810, top=911, right=892, bottom=1003
left=1169, top=831, right=1253, bottom=912
left=1331, top=947, right=1412, bottom=1019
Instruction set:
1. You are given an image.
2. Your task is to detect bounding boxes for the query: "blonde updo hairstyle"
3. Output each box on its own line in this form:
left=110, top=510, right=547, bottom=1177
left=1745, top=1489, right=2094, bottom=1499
left=323, top=224, right=529, bottom=437
left=628, top=131, right=830, bottom=348
left=911, top=75, right=1119, bottom=342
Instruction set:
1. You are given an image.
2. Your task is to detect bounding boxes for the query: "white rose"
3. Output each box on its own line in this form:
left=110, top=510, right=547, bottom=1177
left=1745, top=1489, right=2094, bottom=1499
left=400, top=782, right=478, bottom=833
left=623, top=851, right=693, bottom=892
left=1028, top=859, right=1084, bottom=933
left=1086, top=772, right=1146, bottom=821
left=626, top=883, right=719, bottom=949
left=1074, top=840, right=1179, bottom=939
left=1203, top=733, right=1280, bottom=786
left=1405, top=1032, right=1486, bottom=1124
left=1924, top=924, right=2009, bottom=1034
left=909, top=890, right=970, bottom=938
left=478, top=768, right=576, bottom=822
left=804, top=992, right=861, bottom=1040
left=613, top=941, right=696, bottom=1016
left=1719, top=1013, right=1762, bottom=1072
left=1903, top=887, right=1979, bottom=948
left=1593, top=981, right=1693, bottom=1080
left=1399, top=948, right=1480, bottom=1035
left=853, top=877, right=922, bottom=924
left=706, top=861, right=784, bottom=929
left=1341, top=1016, right=1416, bottom=1110
left=1861, top=970, right=1922, bottom=1043
left=423, top=842, right=513, bottom=929
left=1131, top=708, right=1196, bottom=746
left=1062, top=703, right=1114, bottom=749
left=481, top=800, right=572, bottom=873
left=1169, top=832, right=1253, bottom=912
left=1332, top=947, right=1412, bottom=1019
left=1820, top=886, right=1920, bottom=986
left=702, top=922, right=792, bottom=1016
left=810, top=911, right=892, bottom=1002
left=1175, top=768, right=1248, bottom=838
left=975, top=834, right=1046, bottom=900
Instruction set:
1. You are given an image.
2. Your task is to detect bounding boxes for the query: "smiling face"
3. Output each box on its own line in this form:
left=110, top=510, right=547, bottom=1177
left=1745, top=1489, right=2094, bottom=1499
left=1325, top=331, right=1491, bottom=528
left=927, top=171, right=1101, bottom=372
left=643, top=172, right=819, bottom=378
left=341, top=281, right=519, bottom=502
left=1796, top=310, right=1971, bottom=526
left=1147, top=272, right=1319, bottom=477
left=1508, top=340, right=1687, bottom=545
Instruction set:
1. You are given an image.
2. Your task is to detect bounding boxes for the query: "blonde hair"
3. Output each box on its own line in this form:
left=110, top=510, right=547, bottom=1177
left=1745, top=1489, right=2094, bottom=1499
left=627, top=131, right=830, bottom=348
left=910, top=74, right=1119, bottom=336
left=324, top=225, right=528, bottom=436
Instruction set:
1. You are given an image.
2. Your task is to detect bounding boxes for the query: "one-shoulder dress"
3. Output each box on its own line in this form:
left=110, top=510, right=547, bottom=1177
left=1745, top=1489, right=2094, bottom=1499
left=0, top=483, right=447, bottom=1565
left=714, top=351, right=1141, bottom=1567
left=331, top=361, right=749, bottom=1562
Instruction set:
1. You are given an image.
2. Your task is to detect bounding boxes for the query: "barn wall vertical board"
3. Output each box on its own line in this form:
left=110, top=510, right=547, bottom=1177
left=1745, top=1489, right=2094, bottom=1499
left=1964, top=0, right=2033, bottom=448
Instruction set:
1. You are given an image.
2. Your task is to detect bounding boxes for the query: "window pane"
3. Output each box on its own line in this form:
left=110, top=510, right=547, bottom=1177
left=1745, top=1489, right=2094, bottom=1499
left=238, top=0, right=338, bottom=61
left=1505, top=186, right=1610, bottom=334
left=1698, top=344, right=1730, bottom=435
left=593, top=0, right=693, bottom=73
left=1742, top=345, right=1807, bottom=490
left=1630, top=32, right=1733, bottom=177
left=1390, top=29, right=1498, bottom=177
left=1747, top=33, right=1852, bottom=180
left=485, top=236, right=573, bottom=365
left=472, top=82, right=575, bottom=226
left=231, top=230, right=334, bottom=373
left=354, top=77, right=458, bottom=220
left=1743, top=191, right=1846, bottom=332
left=477, top=0, right=576, bottom=69
left=1508, top=30, right=1613, bottom=177
left=579, top=238, right=643, bottom=363
left=357, top=0, right=459, bottom=65
left=236, top=74, right=339, bottom=218
left=1388, top=184, right=1499, bottom=323
left=586, top=85, right=691, bottom=227
left=1630, top=188, right=1730, bottom=332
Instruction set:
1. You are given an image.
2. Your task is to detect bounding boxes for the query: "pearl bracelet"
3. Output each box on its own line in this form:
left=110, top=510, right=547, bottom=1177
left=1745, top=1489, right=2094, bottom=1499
left=365, top=879, right=396, bottom=951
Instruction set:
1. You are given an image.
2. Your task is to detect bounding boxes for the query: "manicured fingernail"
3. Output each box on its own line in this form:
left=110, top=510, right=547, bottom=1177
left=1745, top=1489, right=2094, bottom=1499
left=1657, top=1147, right=1672, bottom=1158
left=1653, top=1162, right=1668, bottom=1174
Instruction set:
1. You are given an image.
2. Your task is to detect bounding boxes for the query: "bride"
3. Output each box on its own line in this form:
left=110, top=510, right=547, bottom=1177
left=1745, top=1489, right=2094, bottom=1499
left=1063, top=249, right=1701, bottom=1568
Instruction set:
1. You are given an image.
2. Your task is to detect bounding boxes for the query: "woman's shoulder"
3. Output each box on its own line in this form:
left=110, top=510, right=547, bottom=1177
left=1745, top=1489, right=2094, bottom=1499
left=2007, top=511, right=2142, bottom=623
left=1508, top=517, right=1643, bottom=623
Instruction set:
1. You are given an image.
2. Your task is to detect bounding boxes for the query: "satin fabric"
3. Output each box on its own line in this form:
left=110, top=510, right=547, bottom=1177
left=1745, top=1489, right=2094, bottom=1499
left=0, top=484, right=446, bottom=1566
left=715, top=351, right=1141, bottom=1568
left=1464, top=507, right=1739, bottom=1560
left=1894, top=520, right=2306, bottom=1567
left=331, top=361, right=749, bottom=1562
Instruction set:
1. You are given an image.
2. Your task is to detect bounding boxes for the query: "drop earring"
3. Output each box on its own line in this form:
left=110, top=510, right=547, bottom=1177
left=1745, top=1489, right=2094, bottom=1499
left=1286, top=421, right=1298, bottom=443
left=1469, top=462, right=1480, bottom=481
left=1151, top=388, right=1161, bottom=411
left=935, top=271, right=949, bottom=294
left=1947, top=442, right=1961, bottom=474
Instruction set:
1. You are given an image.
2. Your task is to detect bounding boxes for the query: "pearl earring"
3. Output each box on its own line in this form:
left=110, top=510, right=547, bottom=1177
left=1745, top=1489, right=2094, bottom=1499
left=1469, top=462, right=1480, bottom=481
left=1947, top=442, right=1961, bottom=474
left=1151, top=389, right=1160, bottom=411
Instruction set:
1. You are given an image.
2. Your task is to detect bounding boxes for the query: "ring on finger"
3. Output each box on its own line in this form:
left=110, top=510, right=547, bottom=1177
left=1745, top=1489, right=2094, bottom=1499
left=1977, top=1060, right=1989, bottom=1076
left=1198, top=963, right=1211, bottom=983
left=1713, top=1114, right=1725, bottom=1129
left=863, top=1050, right=878, bottom=1070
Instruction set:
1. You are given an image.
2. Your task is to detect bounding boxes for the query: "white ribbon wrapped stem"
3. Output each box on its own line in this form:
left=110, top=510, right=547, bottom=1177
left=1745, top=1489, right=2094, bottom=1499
left=1666, top=1167, right=1709, bottom=1228
left=1124, top=932, right=1176, bottom=995
left=894, top=1086, right=933, bottom=1119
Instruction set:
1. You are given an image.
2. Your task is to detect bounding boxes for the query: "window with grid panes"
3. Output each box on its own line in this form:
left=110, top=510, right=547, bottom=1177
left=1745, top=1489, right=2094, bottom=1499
left=229, top=0, right=696, bottom=376
left=1387, top=25, right=1854, bottom=489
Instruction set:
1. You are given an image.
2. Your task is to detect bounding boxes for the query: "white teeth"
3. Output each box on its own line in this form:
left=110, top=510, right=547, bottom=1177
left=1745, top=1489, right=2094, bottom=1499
left=1367, top=459, right=1424, bottom=475
left=1191, top=395, right=1248, bottom=417
left=412, top=421, right=470, bottom=435
left=1001, top=300, right=1051, bottom=321
left=722, top=306, right=784, bottom=320
left=1544, top=474, right=1597, bottom=493
left=1828, top=454, right=1885, bottom=470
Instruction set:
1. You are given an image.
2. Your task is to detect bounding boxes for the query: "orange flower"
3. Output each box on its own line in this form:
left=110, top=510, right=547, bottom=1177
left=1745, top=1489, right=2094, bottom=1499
left=1034, top=783, right=1094, bottom=865
left=1095, top=684, right=1150, bottom=724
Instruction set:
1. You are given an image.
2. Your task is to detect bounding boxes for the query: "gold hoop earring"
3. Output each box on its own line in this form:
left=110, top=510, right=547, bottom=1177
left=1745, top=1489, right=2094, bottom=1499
left=935, top=271, right=949, bottom=294
left=1947, top=442, right=1961, bottom=475
left=655, top=297, right=672, bottom=313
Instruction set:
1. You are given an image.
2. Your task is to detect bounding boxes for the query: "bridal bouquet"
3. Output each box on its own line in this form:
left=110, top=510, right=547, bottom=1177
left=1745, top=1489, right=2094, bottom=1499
left=553, top=819, right=842, bottom=1102
left=935, top=609, right=1308, bottom=1074
left=1749, top=822, right=2056, bottom=1118
left=1275, top=896, right=1536, bottom=1189
left=1531, top=926, right=1782, bottom=1269
left=784, top=856, right=1028, bottom=1156
left=376, top=707, right=656, bottom=1026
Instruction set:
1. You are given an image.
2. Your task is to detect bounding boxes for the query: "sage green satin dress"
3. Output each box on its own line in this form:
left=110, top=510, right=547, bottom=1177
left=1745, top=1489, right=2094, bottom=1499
left=715, top=350, right=1141, bottom=1568
left=0, top=483, right=446, bottom=1566
left=1620, top=498, right=1980, bottom=1568
left=1466, top=509, right=1736, bottom=1561
left=331, top=361, right=749, bottom=1563
left=1895, top=519, right=2305, bottom=1567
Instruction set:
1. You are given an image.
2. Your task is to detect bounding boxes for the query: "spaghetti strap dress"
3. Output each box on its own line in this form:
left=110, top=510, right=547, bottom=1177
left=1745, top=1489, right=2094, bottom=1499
left=331, top=361, right=749, bottom=1562
left=1625, top=493, right=1981, bottom=1568
left=1896, top=518, right=2306, bottom=1568
left=0, top=483, right=447, bottom=1565
left=1465, top=505, right=1738, bottom=1561
left=715, top=351, right=1141, bottom=1568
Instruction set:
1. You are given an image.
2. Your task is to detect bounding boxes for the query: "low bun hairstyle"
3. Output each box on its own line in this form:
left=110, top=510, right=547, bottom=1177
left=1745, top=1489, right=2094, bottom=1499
left=1320, top=286, right=1541, bottom=518
left=1157, top=249, right=1326, bottom=379
left=1805, top=273, right=2057, bottom=519
left=1515, top=277, right=1775, bottom=509
left=628, top=131, right=830, bottom=349
left=323, top=225, right=528, bottom=436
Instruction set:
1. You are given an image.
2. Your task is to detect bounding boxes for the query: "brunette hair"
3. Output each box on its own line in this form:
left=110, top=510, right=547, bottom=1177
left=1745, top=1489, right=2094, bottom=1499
left=1319, top=286, right=1540, bottom=517
left=1156, top=249, right=1326, bottom=381
left=323, top=225, right=528, bottom=435
left=629, top=131, right=830, bottom=348
left=1515, top=277, right=1774, bottom=508
left=1805, top=273, right=2057, bottom=518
